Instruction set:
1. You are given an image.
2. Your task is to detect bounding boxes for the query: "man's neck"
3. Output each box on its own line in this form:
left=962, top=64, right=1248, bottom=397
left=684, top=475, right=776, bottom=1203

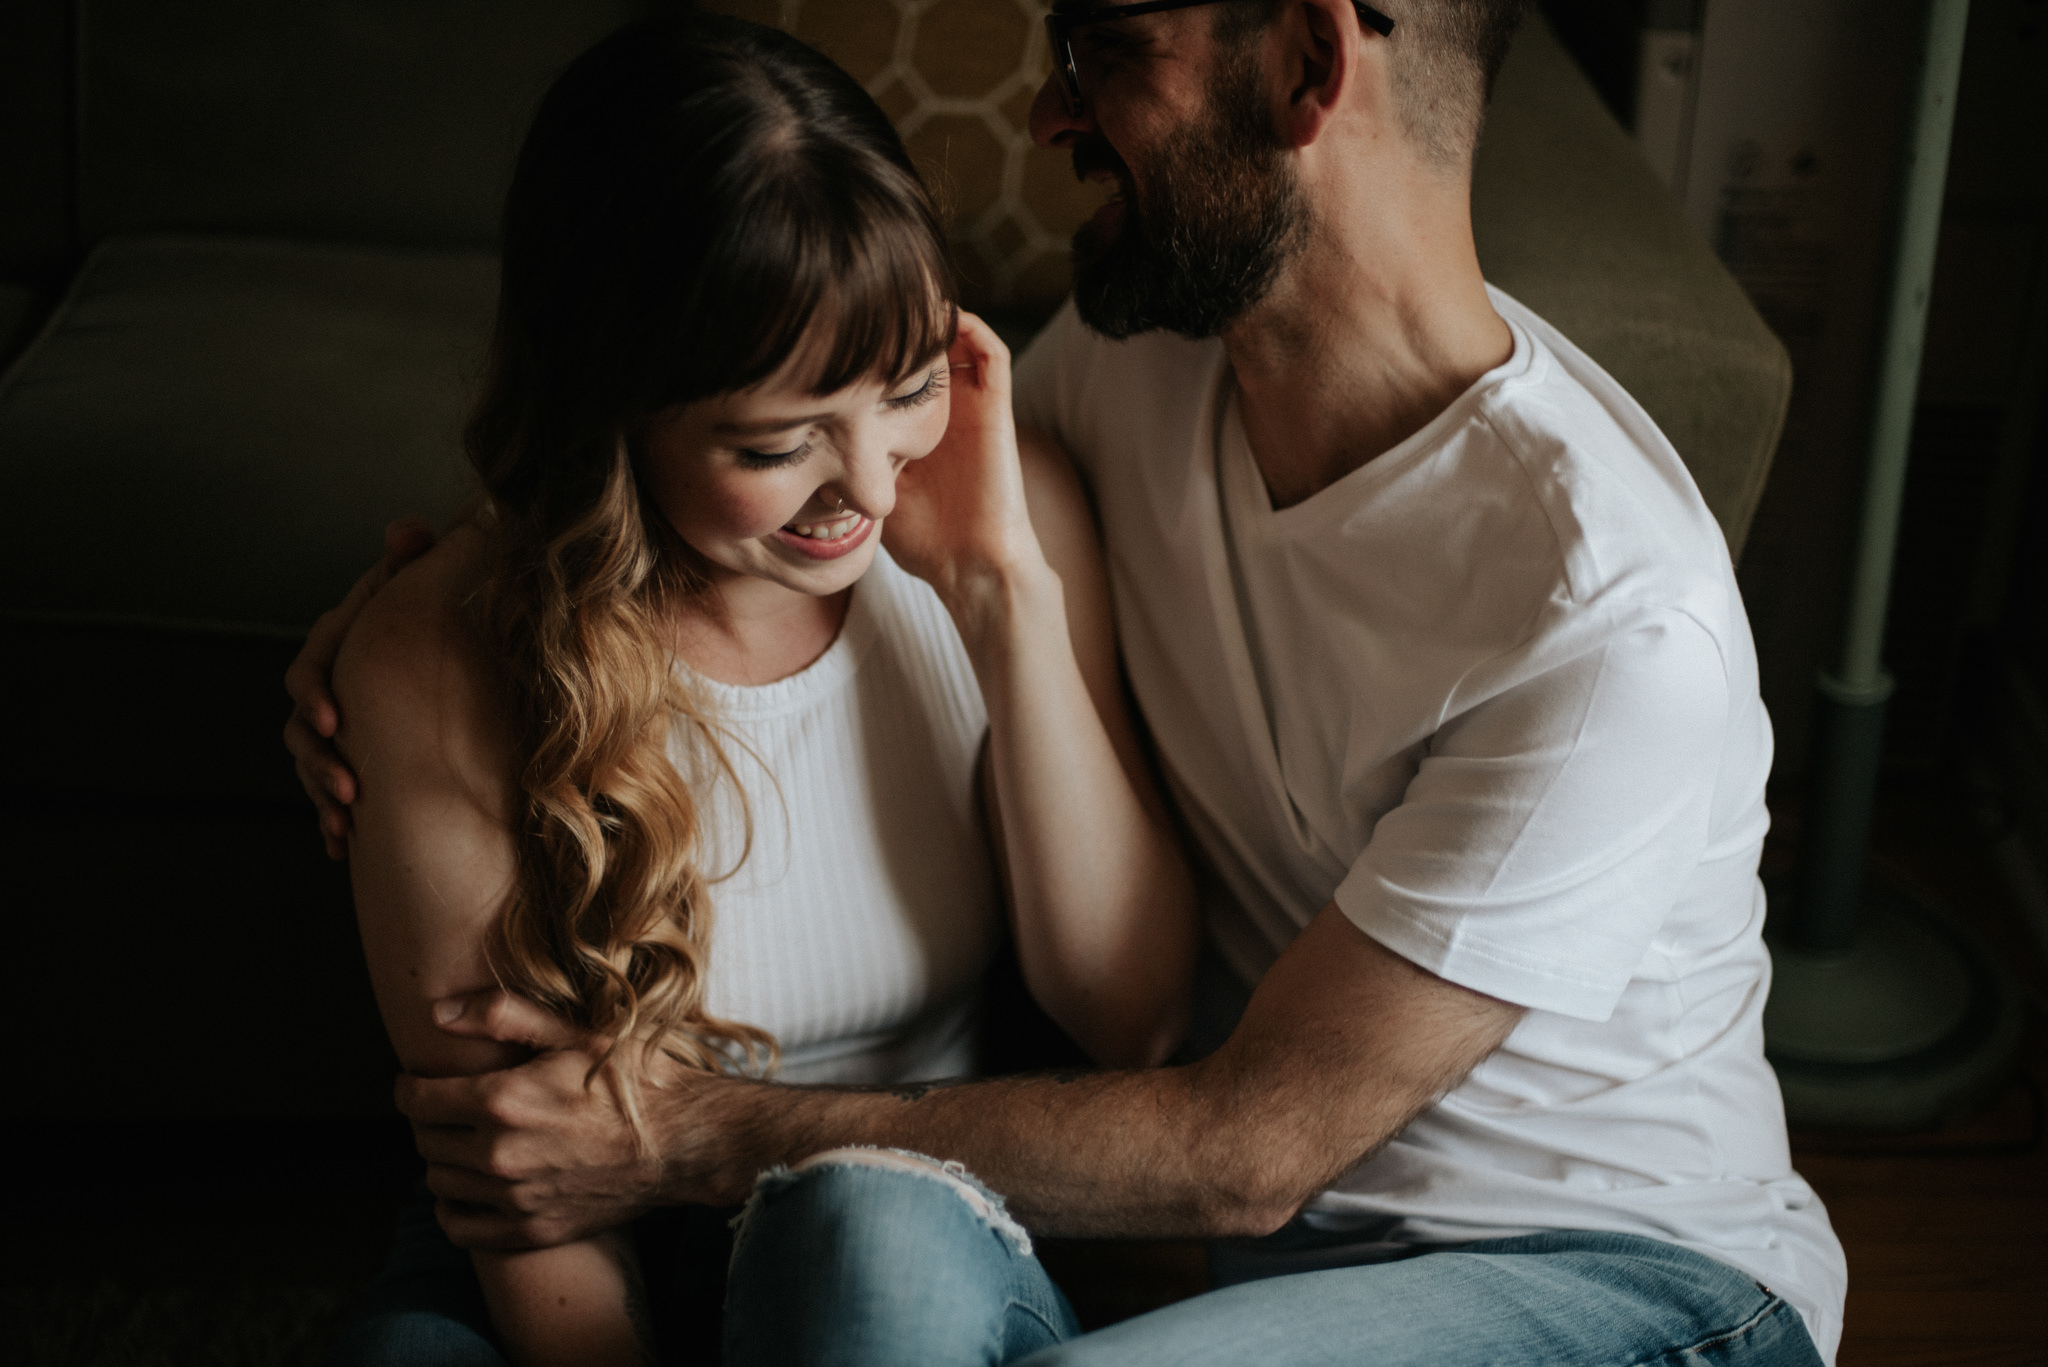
left=1219, top=172, right=1511, bottom=511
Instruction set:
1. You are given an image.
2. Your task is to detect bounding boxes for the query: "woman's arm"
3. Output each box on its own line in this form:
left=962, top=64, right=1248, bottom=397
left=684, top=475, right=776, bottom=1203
left=335, top=534, right=652, bottom=1367
left=887, top=314, right=1198, bottom=1068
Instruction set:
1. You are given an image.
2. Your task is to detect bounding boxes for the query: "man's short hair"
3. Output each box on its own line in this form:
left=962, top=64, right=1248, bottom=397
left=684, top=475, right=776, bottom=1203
left=1216, top=0, right=1528, bottom=170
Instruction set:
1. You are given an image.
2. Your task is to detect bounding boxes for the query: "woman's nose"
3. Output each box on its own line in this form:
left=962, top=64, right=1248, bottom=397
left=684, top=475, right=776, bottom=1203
left=837, top=436, right=903, bottom=521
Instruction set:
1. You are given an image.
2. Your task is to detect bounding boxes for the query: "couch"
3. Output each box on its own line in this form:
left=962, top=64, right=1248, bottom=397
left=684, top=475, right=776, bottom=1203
left=0, top=0, right=1788, bottom=1347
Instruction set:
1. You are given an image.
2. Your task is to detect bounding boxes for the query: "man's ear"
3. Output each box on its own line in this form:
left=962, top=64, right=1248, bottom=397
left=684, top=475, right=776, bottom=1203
left=1273, top=0, right=1365, bottom=149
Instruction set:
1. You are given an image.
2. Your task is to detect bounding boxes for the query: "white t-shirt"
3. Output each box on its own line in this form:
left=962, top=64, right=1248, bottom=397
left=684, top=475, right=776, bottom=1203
left=1015, top=289, right=1846, bottom=1362
left=672, top=548, right=1000, bottom=1086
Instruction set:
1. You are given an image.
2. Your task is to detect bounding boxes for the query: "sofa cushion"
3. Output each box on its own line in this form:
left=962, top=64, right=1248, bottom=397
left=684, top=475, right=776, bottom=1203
left=0, top=0, right=72, bottom=281
left=0, top=233, right=493, bottom=635
left=1474, top=15, right=1790, bottom=559
left=78, top=0, right=656, bottom=249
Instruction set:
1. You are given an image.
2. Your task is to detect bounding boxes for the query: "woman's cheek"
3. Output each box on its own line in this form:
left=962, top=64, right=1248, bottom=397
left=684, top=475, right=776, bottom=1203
left=913, top=389, right=953, bottom=458
left=665, top=468, right=800, bottom=543
left=716, top=479, right=799, bottom=537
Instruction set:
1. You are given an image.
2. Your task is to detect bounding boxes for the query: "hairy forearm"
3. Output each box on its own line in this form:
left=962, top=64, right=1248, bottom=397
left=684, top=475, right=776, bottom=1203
left=648, top=913, right=1525, bottom=1242
left=946, top=562, right=1197, bottom=1067
left=658, top=1052, right=1364, bottom=1240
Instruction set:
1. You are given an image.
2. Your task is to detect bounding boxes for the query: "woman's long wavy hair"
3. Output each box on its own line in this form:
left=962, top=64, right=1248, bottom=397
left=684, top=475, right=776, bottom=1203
left=464, top=12, right=955, bottom=1129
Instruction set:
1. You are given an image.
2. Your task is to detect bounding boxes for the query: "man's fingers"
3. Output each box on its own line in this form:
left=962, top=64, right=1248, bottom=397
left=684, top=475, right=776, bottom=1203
left=284, top=717, right=357, bottom=804
left=383, top=515, right=437, bottom=567
left=283, top=646, right=341, bottom=741
left=410, top=1119, right=488, bottom=1171
left=434, top=1197, right=557, bottom=1252
left=422, top=1155, right=518, bottom=1206
left=284, top=514, right=434, bottom=736
left=395, top=1071, right=491, bottom=1128
left=432, top=990, right=596, bottom=1052
left=291, top=757, right=353, bottom=857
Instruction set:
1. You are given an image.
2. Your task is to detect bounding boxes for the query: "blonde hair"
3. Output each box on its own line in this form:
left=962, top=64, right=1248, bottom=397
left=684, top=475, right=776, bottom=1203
left=472, top=444, right=772, bottom=1132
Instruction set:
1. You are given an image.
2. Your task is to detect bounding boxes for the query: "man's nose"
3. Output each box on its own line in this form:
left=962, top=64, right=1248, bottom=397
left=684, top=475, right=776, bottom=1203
left=1028, top=72, right=1090, bottom=149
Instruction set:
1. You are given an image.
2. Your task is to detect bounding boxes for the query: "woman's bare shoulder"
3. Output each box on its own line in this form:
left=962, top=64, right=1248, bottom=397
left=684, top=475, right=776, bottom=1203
left=333, top=525, right=508, bottom=794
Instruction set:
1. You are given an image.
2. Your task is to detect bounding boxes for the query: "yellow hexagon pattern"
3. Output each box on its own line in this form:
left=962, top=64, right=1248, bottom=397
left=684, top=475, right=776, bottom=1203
left=702, top=0, right=1091, bottom=317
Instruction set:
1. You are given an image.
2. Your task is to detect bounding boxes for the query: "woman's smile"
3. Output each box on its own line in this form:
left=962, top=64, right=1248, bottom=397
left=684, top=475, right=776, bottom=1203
left=639, top=336, right=952, bottom=602
left=775, top=511, right=873, bottom=559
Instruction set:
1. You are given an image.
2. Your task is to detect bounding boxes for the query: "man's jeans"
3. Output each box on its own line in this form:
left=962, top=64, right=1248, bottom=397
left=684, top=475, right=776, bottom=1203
left=329, top=1159, right=1823, bottom=1367
left=723, top=1154, right=1827, bottom=1367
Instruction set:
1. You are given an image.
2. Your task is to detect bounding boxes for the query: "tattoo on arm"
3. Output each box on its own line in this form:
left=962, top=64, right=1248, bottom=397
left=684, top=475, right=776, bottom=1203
left=885, top=1069, right=1093, bottom=1104
left=888, top=1077, right=969, bottom=1103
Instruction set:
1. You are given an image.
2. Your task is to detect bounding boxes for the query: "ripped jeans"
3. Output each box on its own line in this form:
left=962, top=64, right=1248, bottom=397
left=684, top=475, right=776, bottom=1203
left=725, top=1149, right=1077, bottom=1366
left=722, top=1150, right=1826, bottom=1367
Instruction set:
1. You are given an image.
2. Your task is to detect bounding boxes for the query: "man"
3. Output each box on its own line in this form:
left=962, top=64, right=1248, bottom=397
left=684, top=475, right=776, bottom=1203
left=290, top=1, right=1844, bottom=1362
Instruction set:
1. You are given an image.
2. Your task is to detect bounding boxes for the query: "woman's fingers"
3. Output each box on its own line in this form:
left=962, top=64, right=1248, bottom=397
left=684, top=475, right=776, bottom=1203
left=948, top=310, right=1012, bottom=398
left=382, top=514, right=438, bottom=565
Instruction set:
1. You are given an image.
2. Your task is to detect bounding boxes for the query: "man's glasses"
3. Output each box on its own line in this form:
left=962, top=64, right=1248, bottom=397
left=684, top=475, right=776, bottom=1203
left=1044, top=0, right=1397, bottom=116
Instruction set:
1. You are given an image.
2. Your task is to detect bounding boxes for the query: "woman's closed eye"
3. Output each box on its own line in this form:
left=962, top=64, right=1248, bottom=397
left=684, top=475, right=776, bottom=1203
left=736, top=438, right=812, bottom=470
left=887, top=364, right=950, bottom=411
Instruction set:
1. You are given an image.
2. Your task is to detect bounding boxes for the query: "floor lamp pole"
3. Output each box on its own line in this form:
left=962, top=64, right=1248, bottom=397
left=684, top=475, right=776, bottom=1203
left=1764, top=0, right=2023, bottom=1130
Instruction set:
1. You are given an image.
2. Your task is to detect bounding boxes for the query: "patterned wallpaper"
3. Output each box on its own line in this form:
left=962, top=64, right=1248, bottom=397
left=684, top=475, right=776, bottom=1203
left=703, top=0, right=1095, bottom=319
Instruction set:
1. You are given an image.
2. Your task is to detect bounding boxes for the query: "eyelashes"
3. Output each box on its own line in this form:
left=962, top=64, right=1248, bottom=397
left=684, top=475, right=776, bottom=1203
left=886, top=364, right=950, bottom=411
left=736, top=441, right=811, bottom=470
left=733, top=365, right=949, bottom=470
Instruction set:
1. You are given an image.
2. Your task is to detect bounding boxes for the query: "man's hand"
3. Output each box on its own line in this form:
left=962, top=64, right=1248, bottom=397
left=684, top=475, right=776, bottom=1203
left=400, top=991, right=681, bottom=1249
left=283, top=517, right=438, bottom=857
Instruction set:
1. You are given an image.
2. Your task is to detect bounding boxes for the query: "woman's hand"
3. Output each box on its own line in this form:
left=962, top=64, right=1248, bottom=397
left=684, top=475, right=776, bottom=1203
left=882, top=312, right=1050, bottom=615
left=887, top=317, right=1201, bottom=1069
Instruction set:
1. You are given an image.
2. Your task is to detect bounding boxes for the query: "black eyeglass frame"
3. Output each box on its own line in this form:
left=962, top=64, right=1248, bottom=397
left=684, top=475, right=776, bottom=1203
left=1044, top=0, right=1396, bottom=115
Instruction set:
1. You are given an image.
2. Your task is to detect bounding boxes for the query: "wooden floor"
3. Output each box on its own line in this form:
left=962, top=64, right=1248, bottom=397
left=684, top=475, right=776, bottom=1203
left=1779, top=783, right=2048, bottom=1367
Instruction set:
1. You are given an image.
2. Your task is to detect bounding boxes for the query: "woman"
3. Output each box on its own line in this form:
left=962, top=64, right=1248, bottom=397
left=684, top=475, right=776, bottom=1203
left=304, top=13, right=1195, bottom=1366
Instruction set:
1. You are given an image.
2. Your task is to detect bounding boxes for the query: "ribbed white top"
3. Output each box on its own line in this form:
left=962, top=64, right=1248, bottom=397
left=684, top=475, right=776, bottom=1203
left=671, top=549, right=999, bottom=1086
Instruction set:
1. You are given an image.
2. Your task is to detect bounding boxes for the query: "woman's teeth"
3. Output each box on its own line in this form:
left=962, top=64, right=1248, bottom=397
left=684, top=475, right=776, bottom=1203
left=785, top=514, right=862, bottom=541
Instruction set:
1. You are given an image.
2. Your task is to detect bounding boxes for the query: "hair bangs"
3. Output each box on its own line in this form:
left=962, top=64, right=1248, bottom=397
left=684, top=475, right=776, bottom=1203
left=674, top=147, right=955, bottom=405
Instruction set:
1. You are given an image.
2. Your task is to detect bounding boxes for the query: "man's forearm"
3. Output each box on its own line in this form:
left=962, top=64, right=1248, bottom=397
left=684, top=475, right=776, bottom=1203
left=417, top=907, right=1522, bottom=1251
left=660, top=1058, right=1329, bottom=1240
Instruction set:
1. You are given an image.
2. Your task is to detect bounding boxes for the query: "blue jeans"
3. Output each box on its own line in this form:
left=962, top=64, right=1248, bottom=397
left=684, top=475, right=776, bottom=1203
left=723, top=1155, right=1825, bottom=1367
left=725, top=1155, right=1080, bottom=1366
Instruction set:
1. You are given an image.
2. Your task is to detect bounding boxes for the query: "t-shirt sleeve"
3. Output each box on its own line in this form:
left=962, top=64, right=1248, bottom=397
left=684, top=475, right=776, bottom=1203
left=1334, top=609, right=1730, bottom=1021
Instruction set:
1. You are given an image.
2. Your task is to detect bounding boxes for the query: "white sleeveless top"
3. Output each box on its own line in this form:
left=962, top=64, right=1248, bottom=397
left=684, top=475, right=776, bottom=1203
left=671, top=549, right=1000, bottom=1086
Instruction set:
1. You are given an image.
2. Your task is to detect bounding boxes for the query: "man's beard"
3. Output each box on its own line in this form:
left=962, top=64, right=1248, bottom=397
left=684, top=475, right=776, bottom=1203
left=1069, top=48, right=1307, bottom=341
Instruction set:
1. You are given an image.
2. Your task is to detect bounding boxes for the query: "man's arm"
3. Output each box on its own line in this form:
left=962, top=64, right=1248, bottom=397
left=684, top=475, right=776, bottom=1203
left=404, top=903, right=1523, bottom=1247
left=283, top=516, right=438, bottom=858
